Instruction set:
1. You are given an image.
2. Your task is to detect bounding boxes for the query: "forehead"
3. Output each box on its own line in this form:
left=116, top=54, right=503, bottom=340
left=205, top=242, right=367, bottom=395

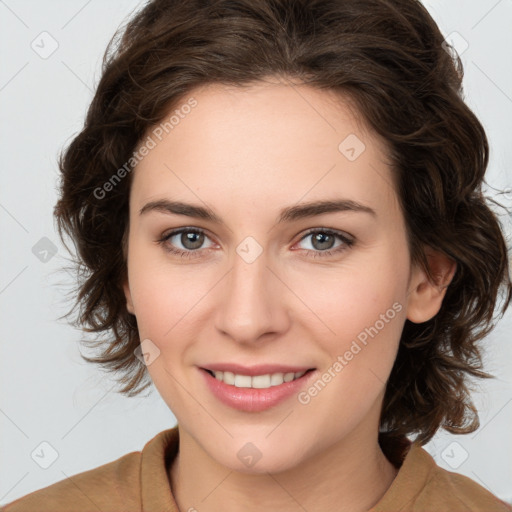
left=131, top=81, right=399, bottom=221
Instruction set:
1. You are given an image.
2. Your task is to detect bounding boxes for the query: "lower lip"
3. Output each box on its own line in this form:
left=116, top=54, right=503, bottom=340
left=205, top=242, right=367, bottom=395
left=200, top=368, right=316, bottom=412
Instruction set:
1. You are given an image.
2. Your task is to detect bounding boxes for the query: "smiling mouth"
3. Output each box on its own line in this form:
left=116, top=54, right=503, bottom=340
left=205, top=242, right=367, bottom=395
left=203, top=368, right=315, bottom=389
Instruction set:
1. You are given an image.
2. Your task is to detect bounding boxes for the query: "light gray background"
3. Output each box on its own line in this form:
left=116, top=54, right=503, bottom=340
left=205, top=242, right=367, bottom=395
left=1, top=0, right=511, bottom=506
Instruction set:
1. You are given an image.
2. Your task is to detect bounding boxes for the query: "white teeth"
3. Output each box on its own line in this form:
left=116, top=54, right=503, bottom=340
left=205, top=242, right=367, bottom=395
left=223, top=371, right=235, bottom=385
left=252, top=374, right=271, bottom=388
left=234, top=374, right=252, bottom=388
left=270, top=373, right=284, bottom=386
left=210, top=370, right=307, bottom=389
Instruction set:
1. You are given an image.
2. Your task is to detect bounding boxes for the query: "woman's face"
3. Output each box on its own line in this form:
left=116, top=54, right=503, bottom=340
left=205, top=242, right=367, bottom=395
left=124, top=80, right=422, bottom=473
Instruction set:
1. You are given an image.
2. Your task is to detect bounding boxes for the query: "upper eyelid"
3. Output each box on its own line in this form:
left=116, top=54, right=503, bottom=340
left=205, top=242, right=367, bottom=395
left=162, top=227, right=216, bottom=244
left=299, top=227, right=353, bottom=241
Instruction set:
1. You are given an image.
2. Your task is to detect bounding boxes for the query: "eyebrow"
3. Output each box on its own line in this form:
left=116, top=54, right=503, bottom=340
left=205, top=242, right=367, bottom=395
left=139, top=198, right=377, bottom=224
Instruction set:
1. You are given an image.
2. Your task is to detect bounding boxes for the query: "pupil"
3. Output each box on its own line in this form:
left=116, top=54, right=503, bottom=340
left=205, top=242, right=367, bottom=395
left=313, top=233, right=333, bottom=250
left=183, top=232, right=203, bottom=249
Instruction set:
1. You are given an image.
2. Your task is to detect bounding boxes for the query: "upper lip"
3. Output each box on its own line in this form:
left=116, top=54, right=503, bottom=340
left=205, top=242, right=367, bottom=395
left=200, top=363, right=315, bottom=376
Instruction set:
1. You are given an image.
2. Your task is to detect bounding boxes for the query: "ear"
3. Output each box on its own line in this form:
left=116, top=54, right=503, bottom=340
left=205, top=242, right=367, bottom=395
left=121, top=229, right=135, bottom=315
left=123, top=280, right=135, bottom=315
left=406, top=247, right=457, bottom=324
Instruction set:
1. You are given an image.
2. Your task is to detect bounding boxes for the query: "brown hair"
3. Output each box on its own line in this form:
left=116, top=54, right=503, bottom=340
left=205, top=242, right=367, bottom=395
left=54, top=0, right=512, bottom=444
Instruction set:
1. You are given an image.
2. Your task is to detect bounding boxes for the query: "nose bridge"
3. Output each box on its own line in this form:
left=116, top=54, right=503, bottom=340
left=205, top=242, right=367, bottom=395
left=214, top=243, right=287, bottom=343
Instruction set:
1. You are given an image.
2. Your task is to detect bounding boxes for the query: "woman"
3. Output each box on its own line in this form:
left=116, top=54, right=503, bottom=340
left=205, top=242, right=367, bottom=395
left=3, top=0, right=511, bottom=510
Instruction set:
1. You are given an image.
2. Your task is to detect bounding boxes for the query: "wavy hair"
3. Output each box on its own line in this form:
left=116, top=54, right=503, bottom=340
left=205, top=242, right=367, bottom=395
left=54, top=0, right=512, bottom=444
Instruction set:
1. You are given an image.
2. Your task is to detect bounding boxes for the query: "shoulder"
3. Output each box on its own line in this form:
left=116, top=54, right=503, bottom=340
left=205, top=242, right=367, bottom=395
left=420, top=456, right=512, bottom=512
left=0, top=428, right=179, bottom=512
left=372, top=439, right=511, bottom=512
left=0, top=451, right=142, bottom=512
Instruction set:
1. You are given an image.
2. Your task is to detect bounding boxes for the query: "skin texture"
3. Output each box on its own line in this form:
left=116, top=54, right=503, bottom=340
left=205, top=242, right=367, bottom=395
left=123, top=79, right=456, bottom=512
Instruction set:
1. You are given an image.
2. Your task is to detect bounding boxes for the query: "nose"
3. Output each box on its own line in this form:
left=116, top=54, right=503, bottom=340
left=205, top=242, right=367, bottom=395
left=214, top=248, right=290, bottom=345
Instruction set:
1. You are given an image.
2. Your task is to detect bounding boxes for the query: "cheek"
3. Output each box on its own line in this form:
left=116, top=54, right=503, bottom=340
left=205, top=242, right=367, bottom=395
left=296, top=264, right=403, bottom=342
left=126, top=245, right=205, bottom=407
left=296, top=248, right=407, bottom=380
left=301, top=282, right=405, bottom=424
left=127, top=237, right=205, bottom=336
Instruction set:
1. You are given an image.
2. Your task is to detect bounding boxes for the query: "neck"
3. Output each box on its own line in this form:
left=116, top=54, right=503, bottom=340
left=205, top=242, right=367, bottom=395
left=169, top=422, right=399, bottom=512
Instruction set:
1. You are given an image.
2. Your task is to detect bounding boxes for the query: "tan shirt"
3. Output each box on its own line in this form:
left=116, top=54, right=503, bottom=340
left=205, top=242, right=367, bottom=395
left=2, top=426, right=510, bottom=511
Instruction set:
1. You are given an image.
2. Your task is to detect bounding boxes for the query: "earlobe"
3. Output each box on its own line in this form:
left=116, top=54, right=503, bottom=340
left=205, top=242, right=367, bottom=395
left=406, top=247, right=457, bottom=324
left=123, top=281, right=135, bottom=315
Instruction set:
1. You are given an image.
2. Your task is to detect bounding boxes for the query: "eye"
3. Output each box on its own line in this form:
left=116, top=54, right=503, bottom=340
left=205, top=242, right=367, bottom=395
left=157, top=228, right=215, bottom=259
left=294, top=229, right=354, bottom=258
left=157, top=227, right=355, bottom=260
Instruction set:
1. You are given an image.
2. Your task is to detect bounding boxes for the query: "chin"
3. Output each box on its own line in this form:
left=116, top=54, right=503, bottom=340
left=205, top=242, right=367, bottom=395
left=204, top=434, right=305, bottom=475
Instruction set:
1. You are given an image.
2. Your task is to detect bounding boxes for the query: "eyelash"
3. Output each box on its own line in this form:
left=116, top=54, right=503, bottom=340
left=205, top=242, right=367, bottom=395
left=157, top=227, right=355, bottom=260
